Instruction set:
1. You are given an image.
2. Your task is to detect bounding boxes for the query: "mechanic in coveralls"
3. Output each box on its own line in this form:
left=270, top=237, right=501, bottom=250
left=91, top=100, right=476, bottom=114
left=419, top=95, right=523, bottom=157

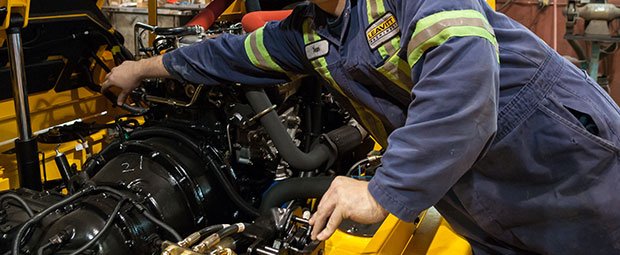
left=102, top=0, right=620, bottom=253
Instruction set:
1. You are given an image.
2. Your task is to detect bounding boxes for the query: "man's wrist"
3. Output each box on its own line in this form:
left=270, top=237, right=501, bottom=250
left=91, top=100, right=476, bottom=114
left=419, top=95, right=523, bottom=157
left=136, top=55, right=167, bottom=80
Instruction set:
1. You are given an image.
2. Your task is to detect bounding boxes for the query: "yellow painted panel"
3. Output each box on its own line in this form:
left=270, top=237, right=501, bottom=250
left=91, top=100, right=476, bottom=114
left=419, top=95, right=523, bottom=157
left=325, top=209, right=471, bottom=255
left=487, top=0, right=495, bottom=9
left=0, top=47, right=121, bottom=189
left=0, top=177, right=9, bottom=190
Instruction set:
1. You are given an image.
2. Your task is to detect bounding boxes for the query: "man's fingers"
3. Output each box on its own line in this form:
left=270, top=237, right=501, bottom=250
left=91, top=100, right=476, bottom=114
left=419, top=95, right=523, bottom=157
left=310, top=199, right=337, bottom=240
left=317, top=207, right=343, bottom=241
left=100, top=80, right=111, bottom=93
left=117, top=90, right=128, bottom=106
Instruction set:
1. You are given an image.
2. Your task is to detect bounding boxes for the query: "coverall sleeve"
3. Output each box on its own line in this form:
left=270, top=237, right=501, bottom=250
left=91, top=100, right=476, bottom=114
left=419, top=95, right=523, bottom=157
left=162, top=20, right=307, bottom=86
left=368, top=4, right=500, bottom=221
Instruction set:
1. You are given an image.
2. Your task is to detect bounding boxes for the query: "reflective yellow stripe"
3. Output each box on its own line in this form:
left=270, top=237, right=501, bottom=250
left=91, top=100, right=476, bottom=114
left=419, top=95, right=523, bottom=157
left=407, top=10, right=499, bottom=68
left=366, top=0, right=400, bottom=59
left=303, top=19, right=389, bottom=146
left=244, top=27, right=288, bottom=74
left=377, top=54, right=413, bottom=92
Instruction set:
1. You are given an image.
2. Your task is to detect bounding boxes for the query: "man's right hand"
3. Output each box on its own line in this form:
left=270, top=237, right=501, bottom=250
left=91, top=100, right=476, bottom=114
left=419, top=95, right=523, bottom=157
left=101, top=55, right=170, bottom=106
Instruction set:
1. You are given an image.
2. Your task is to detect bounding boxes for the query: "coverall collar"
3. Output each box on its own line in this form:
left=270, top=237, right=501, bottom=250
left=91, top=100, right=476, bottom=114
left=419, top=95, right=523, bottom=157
left=306, top=0, right=352, bottom=47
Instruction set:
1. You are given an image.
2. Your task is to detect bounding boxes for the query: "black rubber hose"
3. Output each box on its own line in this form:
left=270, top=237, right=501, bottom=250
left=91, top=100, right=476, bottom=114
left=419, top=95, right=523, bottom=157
left=68, top=198, right=129, bottom=255
left=0, top=193, right=34, bottom=217
left=128, top=128, right=261, bottom=218
left=154, top=25, right=201, bottom=36
left=259, top=176, right=335, bottom=214
left=325, top=125, right=364, bottom=155
left=198, top=224, right=229, bottom=236
left=245, top=89, right=335, bottom=171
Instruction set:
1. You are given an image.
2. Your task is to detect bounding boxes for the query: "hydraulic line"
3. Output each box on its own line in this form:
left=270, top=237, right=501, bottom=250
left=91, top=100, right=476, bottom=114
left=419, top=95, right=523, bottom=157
left=192, top=223, right=247, bottom=253
left=67, top=198, right=130, bottom=255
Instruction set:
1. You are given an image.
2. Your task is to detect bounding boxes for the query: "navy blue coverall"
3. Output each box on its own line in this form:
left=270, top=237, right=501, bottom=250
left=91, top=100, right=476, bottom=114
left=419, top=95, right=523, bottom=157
left=162, top=0, right=620, bottom=253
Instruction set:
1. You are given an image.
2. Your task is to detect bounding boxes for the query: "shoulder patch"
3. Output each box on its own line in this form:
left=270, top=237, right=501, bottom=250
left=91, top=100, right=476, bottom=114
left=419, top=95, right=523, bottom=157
left=366, top=12, right=400, bottom=50
left=305, top=40, right=330, bottom=60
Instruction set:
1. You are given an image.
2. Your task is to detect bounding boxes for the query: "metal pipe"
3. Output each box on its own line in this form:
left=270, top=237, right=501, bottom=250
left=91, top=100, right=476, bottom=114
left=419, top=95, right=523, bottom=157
left=148, top=0, right=158, bottom=44
left=8, top=31, right=32, bottom=141
left=7, top=17, right=42, bottom=191
left=553, top=0, right=558, bottom=50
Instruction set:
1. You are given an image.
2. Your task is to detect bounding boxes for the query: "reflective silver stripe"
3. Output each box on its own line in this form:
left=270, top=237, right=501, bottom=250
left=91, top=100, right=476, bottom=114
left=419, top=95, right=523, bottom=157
left=248, top=32, right=272, bottom=70
left=407, top=17, right=495, bottom=58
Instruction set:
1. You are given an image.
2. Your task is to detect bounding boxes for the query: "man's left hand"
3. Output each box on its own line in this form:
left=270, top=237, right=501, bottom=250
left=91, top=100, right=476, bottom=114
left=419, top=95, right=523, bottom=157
left=309, top=176, right=388, bottom=241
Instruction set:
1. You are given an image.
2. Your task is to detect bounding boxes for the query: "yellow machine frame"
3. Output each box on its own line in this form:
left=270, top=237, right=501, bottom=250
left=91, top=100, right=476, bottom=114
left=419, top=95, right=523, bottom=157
left=0, top=0, right=495, bottom=253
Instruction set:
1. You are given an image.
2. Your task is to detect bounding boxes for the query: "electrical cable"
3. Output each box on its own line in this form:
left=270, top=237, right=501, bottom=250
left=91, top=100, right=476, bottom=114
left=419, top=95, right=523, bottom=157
left=13, top=186, right=95, bottom=254
left=95, top=186, right=182, bottom=241
left=67, top=198, right=129, bottom=255
left=143, top=211, right=182, bottom=242
left=0, top=193, right=34, bottom=217
left=345, top=156, right=382, bottom=177
left=12, top=186, right=183, bottom=253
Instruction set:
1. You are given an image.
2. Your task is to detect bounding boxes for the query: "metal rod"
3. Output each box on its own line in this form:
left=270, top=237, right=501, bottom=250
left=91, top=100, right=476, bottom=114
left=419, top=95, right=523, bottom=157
left=590, top=43, right=601, bottom=79
left=8, top=31, right=32, bottom=141
left=148, top=0, right=158, bottom=44
left=7, top=19, right=42, bottom=190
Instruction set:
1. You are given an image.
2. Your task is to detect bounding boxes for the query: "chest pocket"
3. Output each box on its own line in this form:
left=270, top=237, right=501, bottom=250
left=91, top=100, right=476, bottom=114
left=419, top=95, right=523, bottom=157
left=365, top=0, right=414, bottom=93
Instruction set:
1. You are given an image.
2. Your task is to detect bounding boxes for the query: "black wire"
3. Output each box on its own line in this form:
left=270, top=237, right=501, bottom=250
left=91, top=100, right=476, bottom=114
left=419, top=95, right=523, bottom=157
left=143, top=210, right=182, bottom=242
left=36, top=241, right=53, bottom=255
left=68, top=198, right=129, bottom=255
left=13, top=187, right=95, bottom=254
left=346, top=158, right=371, bottom=177
left=0, top=193, right=35, bottom=217
left=11, top=187, right=183, bottom=253
left=92, top=186, right=182, bottom=241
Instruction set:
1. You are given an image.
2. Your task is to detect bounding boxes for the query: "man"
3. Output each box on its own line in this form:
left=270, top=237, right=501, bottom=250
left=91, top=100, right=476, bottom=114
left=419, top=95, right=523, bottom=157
left=102, top=0, right=620, bottom=253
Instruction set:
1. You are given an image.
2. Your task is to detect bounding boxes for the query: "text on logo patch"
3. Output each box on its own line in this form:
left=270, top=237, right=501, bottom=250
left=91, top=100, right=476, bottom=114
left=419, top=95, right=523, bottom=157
left=366, top=12, right=399, bottom=50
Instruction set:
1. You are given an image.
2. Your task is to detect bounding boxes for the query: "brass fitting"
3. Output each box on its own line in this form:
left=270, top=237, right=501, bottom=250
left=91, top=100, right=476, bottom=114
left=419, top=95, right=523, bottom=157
left=178, top=232, right=202, bottom=248
left=192, top=234, right=220, bottom=253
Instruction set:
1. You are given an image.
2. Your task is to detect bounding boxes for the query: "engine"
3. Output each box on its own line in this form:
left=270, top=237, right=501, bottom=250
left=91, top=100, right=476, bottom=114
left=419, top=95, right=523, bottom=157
left=0, top=20, right=376, bottom=255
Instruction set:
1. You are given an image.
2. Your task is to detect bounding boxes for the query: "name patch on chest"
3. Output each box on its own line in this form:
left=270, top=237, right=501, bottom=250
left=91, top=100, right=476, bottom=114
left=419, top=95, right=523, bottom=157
left=305, top=40, right=330, bottom=60
left=366, top=12, right=400, bottom=50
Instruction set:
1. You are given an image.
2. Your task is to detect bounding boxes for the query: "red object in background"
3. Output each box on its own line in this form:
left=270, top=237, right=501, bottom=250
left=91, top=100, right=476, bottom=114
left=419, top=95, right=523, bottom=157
left=167, top=0, right=177, bottom=3
left=241, top=10, right=292, bottom=32
left=185, top=0, right=235, bottom=29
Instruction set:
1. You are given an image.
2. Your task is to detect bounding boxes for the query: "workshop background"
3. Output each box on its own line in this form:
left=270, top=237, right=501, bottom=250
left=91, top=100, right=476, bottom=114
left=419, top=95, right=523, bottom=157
left=498, top=0, right=620, bottom=102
